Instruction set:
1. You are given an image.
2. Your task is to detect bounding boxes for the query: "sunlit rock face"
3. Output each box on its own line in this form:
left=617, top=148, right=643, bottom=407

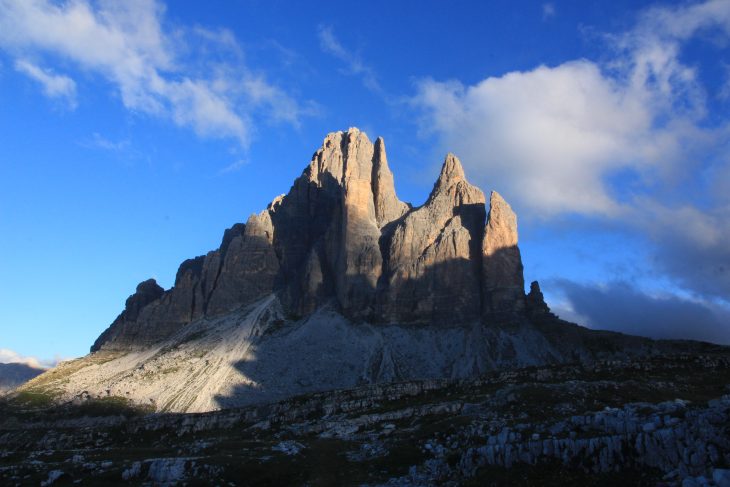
left=92, top=128, right=530, bottom=350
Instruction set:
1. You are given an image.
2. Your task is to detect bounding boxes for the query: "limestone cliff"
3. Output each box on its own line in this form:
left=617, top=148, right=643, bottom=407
left=93, top=128, right=531, bottom=351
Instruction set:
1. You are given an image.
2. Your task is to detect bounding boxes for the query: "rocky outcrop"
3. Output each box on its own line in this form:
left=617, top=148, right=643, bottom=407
left=266, top=128, right=409, bottom=318
left=526, top=280, right=553, bottom=319
left=91, top=279, right=164, bottom=351
left=92, top=128, right=535, bottom=351
left=7, top=355, right=730, bottom=485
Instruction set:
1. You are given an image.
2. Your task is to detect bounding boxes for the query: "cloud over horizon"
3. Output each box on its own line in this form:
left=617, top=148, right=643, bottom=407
left=0, top=348, right=63, bottom=369
left=552, top=279, right=730, bottom=345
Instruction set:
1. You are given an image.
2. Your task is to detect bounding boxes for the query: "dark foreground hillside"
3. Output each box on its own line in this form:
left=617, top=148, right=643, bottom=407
left=2, top=351, right=730, bottom=486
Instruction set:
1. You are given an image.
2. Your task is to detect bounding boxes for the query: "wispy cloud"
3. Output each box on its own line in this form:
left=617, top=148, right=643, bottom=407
left=0, top=348, right=64, bottom=369
left=542, top=3, right=556, bottom=20
left=80, top=132, right=130, bottom=152
left=0, top=0, right=310, bottom=147
left=14, top=58, right=76, bottom=107
left=317, top=24, right=382, bottom=94
left=218, top=158, right=248, bottom=175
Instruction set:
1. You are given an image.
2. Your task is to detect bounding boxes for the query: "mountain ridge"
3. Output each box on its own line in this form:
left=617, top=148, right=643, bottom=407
left=0, top=362, right=45, bottom=392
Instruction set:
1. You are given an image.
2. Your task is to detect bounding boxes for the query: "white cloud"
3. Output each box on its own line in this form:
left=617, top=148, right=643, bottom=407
left=542, top=3, right=556, bottom=20
left=0, top=348, right=62, bottom=369
left=14, top=58, right=76, bottom=107
left=412, top=0, right=730, bottom=218
left=0, top=0, right=307, bottom=146
left=317, top=25, right=381, bottom=93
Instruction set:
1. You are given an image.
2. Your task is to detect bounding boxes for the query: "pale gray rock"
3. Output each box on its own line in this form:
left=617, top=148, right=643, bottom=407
left=378, top=153, right=485, bottom=324
left=372, top=137, right=409, bottom=228
left=714, top=468, right=730, bottom=487
left=482, top=191, right=525, bottom=317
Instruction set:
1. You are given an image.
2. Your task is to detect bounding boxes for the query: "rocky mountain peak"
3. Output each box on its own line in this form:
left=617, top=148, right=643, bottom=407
left=437, top=152, right=465, bottom=184
left=372, top=137, right=409, bottom=227
left=92, top=129, right=535, bottom=351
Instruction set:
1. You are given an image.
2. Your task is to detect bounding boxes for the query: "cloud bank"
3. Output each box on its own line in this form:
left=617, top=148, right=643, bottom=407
left=412, top=0, right=730, bottom=216
left=0, top=0, right=309, bottom=146
left=553, top=280, right=730, bottom=345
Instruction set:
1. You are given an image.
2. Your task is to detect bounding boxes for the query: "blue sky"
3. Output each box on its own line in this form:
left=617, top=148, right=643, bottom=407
left=1, top=0, right=729, bottom=365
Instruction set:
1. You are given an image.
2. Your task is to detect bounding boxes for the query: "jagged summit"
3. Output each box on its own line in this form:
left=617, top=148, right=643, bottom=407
left=93, top=128, right=528, bottom=352
left=436, top=152, right=465, bottom=184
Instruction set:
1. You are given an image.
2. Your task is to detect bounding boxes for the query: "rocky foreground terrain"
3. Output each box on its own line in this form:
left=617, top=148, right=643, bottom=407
left=2, top=352, right=730, bottom=485
left=7, top=128, right=730, bottom=484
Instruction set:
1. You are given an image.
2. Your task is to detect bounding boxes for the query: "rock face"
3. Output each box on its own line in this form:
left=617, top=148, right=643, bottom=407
left=93, top=128, right=531, bottom=351
left=378, top=153, right=486, bottom=323
left=91, top=279, right=164, bottom=351
left=482, top=191, right=525, bottom=317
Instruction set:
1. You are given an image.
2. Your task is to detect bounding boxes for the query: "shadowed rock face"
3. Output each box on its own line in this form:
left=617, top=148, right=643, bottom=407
left=378, top=153, right=486, bottom=324
left=526, top=280, right=553, bottom=319
left=93, top=128, right=529, bottom=351
left=482, top=191, right=525, bottom=318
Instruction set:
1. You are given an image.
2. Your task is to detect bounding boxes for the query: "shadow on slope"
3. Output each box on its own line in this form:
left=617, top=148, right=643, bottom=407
left=212, top=248, right=728, bottom=410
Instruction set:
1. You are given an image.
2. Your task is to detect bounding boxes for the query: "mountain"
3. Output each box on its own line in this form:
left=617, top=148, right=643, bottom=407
left=0, top=362, right=44, bottom=393
left=18, top=128, right=697, bottom=412
left=90, top=128, right=526, bottom=351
